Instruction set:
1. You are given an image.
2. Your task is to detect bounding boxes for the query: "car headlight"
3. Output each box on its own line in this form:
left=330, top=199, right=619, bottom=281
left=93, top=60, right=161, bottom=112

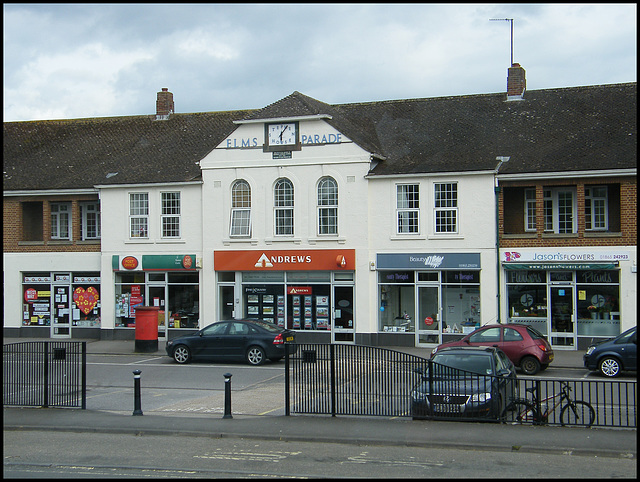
left=411, top=390, right=428, bottom=403
left=471, top=392, right=492, bottom=403
left=586, top=346, right=595, bottom=355
left=166, top=340, right=174, bottom=347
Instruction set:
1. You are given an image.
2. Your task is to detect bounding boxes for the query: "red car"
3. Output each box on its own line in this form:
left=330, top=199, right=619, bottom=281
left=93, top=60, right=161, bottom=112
left=431, top=324, right=554, bottom=375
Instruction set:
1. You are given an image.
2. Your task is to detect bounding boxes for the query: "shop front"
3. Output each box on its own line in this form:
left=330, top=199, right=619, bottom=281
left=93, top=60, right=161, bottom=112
left=376, top=253, right=482, bottom=347
left=502, top=248, right=630, bottom=350
left=112, top=254, right=199, bottom=338
left=214, top=249, right=356, bottom=343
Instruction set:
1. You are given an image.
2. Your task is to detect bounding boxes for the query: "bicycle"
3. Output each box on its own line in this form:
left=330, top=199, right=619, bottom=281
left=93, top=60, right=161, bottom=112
left=511, top=381, right=595, bottom=427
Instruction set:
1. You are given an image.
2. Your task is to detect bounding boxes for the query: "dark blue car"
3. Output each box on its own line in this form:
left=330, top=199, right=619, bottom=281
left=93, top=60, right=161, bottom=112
left=584, top=326, right=637, bottom=377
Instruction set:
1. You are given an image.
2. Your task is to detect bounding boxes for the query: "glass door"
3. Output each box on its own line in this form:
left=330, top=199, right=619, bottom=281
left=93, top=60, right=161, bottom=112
left=550, top=286, right=575, bottom=347
left=51, top=283, right=71, bottom=338
left=219, top=285, right=235, bottom=320
left=417, top=286, right=440, bottom=345
left=332, top=286, right=354, bottom=343
left=148, top=285, right=166, bottom=338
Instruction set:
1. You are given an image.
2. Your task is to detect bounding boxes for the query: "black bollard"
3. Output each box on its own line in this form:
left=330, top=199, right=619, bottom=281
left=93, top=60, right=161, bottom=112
left=132, top=369, right=143, bottom=416
left=223, top=373, right=233, bottom=419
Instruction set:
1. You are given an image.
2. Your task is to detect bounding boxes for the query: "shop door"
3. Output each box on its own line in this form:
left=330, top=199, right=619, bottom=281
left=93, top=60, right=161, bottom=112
left=148, top=285, right=166, bottom=338
left=550, top=286, right=575, bottom=348
left=219, top=285, right=235, bottom=320
left=417, top=286, right=440, bottom=346
left=51, top=284, right=71, bottom=338
left=332, top=286, right=354, bottom=343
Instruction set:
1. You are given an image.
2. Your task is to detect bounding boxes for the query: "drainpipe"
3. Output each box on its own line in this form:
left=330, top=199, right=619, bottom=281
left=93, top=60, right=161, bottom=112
left=495, top=157, right=510, bottom=324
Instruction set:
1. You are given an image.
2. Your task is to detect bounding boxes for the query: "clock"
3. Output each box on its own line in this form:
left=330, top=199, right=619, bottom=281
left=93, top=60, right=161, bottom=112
left=265, top=122, right=298, bottom=150
left=520, top=294, right=534, bottom=307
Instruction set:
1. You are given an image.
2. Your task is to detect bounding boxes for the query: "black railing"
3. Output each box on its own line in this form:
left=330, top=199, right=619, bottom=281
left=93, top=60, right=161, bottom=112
left=284, top=344, right=636, bottom=428
left=3, top=342, right=87, bottom=409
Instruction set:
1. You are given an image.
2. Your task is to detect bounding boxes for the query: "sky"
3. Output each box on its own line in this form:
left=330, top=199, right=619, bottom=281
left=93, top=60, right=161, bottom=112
left=3, top=3, right=637, bottom=122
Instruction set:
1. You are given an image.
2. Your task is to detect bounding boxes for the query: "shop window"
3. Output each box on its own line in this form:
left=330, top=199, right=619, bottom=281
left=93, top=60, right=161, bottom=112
left=317, top=177, right=338, bottom=235
left=50, top=202, right=71, bottom=240
left=129, top=193, right=149, bottom=238
left=80, top=202, right=101, bottom=240
left=22, top=273, right=52, bottom=326
left=434, top=182, right=457, bottom=234
left=442, top=271, right=480, bottom=333
left=167, top=272, right=199, bottom=328
left=396, top=184, right=419, bottom=234
left=22, top=201, right=43, bottom=241
left=378, top=271, right=415, bottom=332
left=72, top=273, right=101, bottom=327
left=161, top=192, right=181, bottom=238
left=115, top=272, right=145, bottom=327
left=577, top=270, right=620, bottom=337
left=544, top=187, right=576, bottom=234
left=274, top=178, right=294, bottom=236
left=230, top=180, right=251, bottom=237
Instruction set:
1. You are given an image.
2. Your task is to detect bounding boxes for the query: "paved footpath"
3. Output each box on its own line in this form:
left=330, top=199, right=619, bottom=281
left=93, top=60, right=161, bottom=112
left=3, top=338, right=636, bottom=459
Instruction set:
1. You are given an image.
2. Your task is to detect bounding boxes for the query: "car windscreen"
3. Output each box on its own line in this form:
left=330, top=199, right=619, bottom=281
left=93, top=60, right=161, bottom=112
left=432, top=353, right=493, bottom=375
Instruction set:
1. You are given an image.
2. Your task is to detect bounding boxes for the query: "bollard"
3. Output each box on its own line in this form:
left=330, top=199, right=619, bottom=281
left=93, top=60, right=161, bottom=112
left=132, top=369, right=143, bottom=416
left=223, top=373, right=233, bottom=419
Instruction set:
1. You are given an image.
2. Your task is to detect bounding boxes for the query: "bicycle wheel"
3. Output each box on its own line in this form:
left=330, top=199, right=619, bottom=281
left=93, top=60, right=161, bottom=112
left=510, top=399, right=539, bottom=424
left=560, top=401, right=595, bottom=427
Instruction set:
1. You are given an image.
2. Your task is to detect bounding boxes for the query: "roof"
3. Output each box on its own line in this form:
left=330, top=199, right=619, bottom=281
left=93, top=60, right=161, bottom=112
left=4, top=83, right=636, bottom=192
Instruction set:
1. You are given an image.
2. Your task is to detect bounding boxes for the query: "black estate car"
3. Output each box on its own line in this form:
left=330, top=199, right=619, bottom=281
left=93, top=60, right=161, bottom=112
left=165, top=319, right=295, bottom=365
left=411, top=346, right=517, bottom=420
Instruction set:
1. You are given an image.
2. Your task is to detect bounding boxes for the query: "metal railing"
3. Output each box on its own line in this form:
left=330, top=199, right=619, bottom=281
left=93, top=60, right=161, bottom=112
left=284, top=343, right=636, bottom=428
left=3, top=341, right=87, bottom=409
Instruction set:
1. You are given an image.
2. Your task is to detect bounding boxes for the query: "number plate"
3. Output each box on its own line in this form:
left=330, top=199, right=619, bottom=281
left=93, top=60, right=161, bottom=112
left=548, top=354, right=554, bottom=361
left=433, top=404, right=462, bottom=413
left=286, top=336, right=294, bottom=342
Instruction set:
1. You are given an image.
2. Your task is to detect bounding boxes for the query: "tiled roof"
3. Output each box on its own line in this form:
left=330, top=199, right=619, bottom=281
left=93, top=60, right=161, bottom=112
left=4, top=82, right=636, bottom=192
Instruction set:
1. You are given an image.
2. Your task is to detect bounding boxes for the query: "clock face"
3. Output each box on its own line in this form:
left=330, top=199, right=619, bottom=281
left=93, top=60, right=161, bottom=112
left=520, top=294, right=534, bottom=307
left=267, top=123, right=297, bottom=146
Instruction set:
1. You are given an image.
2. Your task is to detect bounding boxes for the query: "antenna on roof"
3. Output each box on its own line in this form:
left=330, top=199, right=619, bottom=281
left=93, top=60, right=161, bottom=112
left=490, top=18, right=514, bottom=66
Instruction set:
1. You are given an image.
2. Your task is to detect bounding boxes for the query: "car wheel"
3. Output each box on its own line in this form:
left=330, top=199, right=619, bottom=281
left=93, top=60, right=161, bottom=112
left=599, top=357, right=621, bottom=377
left=173, top=345, right=191, bottom=364
left=520, top=356, right=541, bottom=375
left=246, top=346, right=265, bottom=366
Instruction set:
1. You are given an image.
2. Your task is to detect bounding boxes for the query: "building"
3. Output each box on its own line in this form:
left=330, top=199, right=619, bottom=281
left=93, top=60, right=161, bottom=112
left=4, top=67, right=636, bottom=350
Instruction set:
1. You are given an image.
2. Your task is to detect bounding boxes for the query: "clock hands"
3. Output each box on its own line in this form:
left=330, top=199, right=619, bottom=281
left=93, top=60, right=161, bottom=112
left=279, top=125, right=289, bottom=141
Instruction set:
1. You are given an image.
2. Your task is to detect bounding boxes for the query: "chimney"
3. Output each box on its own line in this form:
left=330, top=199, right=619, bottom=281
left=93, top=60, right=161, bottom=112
left=507, top=63, right=526, bottom=101
left=155, top=88, right=174, bottom=119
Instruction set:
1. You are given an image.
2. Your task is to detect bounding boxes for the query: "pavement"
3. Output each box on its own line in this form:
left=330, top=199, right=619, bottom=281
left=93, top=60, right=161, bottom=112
left=3, top=337, right=637, bottom=459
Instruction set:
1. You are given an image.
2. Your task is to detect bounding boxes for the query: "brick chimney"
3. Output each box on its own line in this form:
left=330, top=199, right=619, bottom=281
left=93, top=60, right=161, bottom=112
left=155, top=88, right=174, bottom=118
left=507, top=63, right=526, bottom=101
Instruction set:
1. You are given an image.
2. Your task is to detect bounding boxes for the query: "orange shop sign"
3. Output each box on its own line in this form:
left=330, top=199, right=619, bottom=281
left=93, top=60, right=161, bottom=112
left=214, top=249, right=355, bottom=271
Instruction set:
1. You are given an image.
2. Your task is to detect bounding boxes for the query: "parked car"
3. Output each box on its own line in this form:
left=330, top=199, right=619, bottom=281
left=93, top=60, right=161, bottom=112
left=165, top=319, right=296, bottom=365
left=584, top=326, right=637, bottom=378
left=431, top=324, right=553, bottom=375
left=411, top=346, right=517, bottom=420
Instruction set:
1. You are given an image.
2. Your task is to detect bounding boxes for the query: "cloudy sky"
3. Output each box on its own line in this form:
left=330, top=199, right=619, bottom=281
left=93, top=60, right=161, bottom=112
left=3, top=3, right=637, bottom=122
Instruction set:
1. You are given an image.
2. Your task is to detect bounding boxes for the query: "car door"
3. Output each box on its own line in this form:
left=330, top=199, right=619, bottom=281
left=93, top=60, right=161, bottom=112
left=498, top=327, right=528, bottom=365
left=225, top=321, right=251, bottom=360
left=618, top=328, right=637, bottom=370
left=495, top=350, right=517, bottom=410
left=198, top=322, right=231, bottom=359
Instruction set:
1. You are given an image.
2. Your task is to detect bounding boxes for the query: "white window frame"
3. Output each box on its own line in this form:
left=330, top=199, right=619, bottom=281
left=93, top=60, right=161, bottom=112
left=129, top=192, right=149, bottom=238
left=524, top=188, right=537, bottom=232
left=80, top=201, right=101, bottom=240
left=317, top=177, right=338, bottom=236
left=585, top=186, right=608, bottom=231
left=434, top=182, right=458, bottom=234
left=50, top=202, right=71, bottom=240
left=543, top=187, right=576, bottom=234
left=230, top=180, right=251, bottom=237
left=274, top=178, right=294, bottom=236
left=396, top=183, right=420, bottom=234
left=161, top=192, right=181, bottom=238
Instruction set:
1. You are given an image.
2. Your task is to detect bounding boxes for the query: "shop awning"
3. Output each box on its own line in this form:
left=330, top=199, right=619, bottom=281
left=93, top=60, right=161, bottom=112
left=503, top=263, right=618, bottom=270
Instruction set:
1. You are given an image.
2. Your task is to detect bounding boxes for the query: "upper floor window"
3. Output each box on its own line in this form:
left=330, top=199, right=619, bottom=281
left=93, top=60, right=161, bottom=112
left=524, top=188, right=537, bottom=232
left=22, top=201, right=43, bottom=241
left=50, top=202, right=71, bottom=240
left=230, top=180, right=251, bottom=237
left=130, top=193, right=149, bottom=238
left=544, top=187, right=576, bottom=234
left=80, top=202, right=101, bottom=240
left=397, top=184, right=419, bottom=234
left=274, top=178, right=294, bottom=236
left=317, top=177, right=338, bottom=235
left=161, top=192, right=181, bottom=238
left=434, top=182, right=457, bottom=233
left=585, top=186, right=608, bottom=231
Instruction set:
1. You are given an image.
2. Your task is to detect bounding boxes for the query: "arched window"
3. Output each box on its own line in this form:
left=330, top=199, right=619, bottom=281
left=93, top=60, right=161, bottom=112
left=230, top=180, right=251, bottom=237
left=274, top=178, right=294, bottom=236
left=317, top=177, right=338, bottom=235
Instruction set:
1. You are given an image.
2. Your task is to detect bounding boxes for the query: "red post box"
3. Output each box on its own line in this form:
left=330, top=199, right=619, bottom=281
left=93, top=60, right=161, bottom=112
left=135, top=306, right=159, bottom=353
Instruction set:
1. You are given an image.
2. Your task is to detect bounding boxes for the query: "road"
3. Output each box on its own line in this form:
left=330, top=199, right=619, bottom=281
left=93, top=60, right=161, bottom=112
left=4, top=429, right=636, bottom=479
